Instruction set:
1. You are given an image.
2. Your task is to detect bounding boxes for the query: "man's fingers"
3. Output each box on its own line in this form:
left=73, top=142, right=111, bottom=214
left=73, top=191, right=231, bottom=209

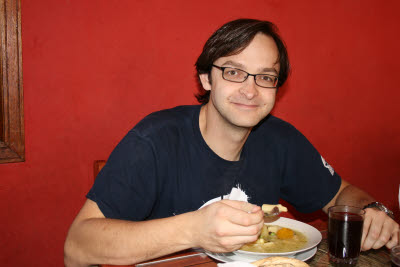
left=214, top=222, right=262, bottom=239
left=211, top=234, right=260, bottom=253
left=221, top=199, right=261, bottom=213
left=371, top=215, right=400, bottom=249
left=361, top=214, right=372, bottom=250
left=361, top=209, right=392, bottom=250
left=215, top=211, right=263, bottom=238
left=362, top=210, right=384, bottom=251
left=385, top=231, right=399, bottom=249
left=385, top=222, right=400, bottom=249
left=202, top=200, right=263, bottom=238
left=218, top=200, right=264, bottom=227
left=227, top=208, right=264, bottom=226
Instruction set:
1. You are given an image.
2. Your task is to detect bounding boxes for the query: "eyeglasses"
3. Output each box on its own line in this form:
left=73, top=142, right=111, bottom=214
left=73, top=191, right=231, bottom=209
left=212, top=64, right=278, bottom=88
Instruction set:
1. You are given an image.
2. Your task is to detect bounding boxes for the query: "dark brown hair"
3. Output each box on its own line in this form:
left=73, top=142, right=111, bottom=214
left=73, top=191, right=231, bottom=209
left=195, top=18, right=290, bottom=104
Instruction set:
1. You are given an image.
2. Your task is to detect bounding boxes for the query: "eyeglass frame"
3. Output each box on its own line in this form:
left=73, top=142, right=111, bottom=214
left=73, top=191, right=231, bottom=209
left=211, top=64, right=279, bottom=88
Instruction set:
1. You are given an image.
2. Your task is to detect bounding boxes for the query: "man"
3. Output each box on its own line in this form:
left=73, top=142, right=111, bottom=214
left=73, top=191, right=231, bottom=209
left=64, top=19, right=399, bottom=266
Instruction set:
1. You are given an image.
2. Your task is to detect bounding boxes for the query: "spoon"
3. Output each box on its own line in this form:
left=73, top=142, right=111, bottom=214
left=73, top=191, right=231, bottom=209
left=263, top=206, right=281, bottom=222
left=264, top=206, right=281, bottom=217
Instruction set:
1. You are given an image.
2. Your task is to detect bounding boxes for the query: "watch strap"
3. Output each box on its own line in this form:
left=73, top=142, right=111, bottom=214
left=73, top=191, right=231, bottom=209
left=363, top=201, right=395, bottom=220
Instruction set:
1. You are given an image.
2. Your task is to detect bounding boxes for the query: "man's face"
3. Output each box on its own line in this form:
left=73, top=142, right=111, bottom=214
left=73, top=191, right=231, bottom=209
left=200, top=33, right=280, bottom=129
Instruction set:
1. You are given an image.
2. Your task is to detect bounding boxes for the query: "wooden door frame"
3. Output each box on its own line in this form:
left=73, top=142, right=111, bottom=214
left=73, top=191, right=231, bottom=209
left=0, top=0, right=24, bottom=163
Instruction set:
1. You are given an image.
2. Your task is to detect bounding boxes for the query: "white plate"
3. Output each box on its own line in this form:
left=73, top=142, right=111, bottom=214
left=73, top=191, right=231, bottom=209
left=206, top=246, right=317, bottom=263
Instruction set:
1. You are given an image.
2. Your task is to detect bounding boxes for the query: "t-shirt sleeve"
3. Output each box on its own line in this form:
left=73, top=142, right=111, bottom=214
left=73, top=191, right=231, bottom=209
left=280, top=127, right=342, bottom=213
left=87, top=130, right=159, bottom=220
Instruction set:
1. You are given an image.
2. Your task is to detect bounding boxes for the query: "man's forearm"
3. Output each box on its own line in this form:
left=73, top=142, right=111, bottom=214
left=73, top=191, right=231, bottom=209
left=64, top=212, right=196, bottom=266
left=334, top=184, right=376, bottom=208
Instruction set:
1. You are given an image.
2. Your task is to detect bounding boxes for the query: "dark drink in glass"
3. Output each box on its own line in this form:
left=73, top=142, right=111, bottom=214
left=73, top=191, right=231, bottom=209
left=328, top=206, right=365, bottom=265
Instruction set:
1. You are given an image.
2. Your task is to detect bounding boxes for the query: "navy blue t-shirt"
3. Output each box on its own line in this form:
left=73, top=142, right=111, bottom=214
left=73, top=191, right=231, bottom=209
left=87, top=105, right=341, bottom=220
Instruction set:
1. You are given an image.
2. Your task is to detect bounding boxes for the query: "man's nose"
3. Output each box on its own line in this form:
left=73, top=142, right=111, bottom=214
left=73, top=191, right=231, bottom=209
left=239, top=76, right=258, bottom=99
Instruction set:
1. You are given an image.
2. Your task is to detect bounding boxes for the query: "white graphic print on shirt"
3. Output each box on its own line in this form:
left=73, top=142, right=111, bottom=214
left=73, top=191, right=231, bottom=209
left=321, top=156, right=335, bottom=176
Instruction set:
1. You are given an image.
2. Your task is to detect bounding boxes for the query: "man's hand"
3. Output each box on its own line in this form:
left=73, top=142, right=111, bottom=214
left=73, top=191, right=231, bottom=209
left=361, top=208, right=399, bottom=250
left=191, top=200, right=264, bottom=253
left=323, top=180, right=399, bottom=251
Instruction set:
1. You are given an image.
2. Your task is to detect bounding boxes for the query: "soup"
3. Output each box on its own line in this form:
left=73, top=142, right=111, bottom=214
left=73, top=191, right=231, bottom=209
left=240, top=225, right=307, bottom=253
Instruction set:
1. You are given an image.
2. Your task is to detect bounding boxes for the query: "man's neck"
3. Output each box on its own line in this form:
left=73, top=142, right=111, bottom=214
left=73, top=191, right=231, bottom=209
left=199, top=104, right=251, bottom=161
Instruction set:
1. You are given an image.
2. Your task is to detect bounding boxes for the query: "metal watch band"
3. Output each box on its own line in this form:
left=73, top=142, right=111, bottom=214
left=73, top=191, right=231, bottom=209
left=363, top=201, right=395, bottom=219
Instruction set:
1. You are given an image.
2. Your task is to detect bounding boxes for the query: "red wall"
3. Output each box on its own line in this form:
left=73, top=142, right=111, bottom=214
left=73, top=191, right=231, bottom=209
left=1, top=0, right=399, bottom=265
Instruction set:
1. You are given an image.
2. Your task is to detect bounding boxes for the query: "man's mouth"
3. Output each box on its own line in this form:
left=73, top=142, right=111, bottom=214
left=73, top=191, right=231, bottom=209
left=232, top=102, right=259, bottom=109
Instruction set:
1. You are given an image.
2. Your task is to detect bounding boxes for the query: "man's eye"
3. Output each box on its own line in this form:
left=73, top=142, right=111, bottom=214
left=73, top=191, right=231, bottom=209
left=226, top=70, right=238, bottom=76
left=260, top=75, right=273, bottom=82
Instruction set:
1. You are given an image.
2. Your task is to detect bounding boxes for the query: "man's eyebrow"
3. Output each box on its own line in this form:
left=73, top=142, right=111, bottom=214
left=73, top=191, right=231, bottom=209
left=261, top=67, right=278, bottom=75
left=221, top=60, right=246, bottom=69
left=221, top=60, right=278, bottom=74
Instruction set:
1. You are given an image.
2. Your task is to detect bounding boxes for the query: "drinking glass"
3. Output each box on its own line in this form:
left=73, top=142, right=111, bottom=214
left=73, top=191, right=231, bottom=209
left=328, top=205, right=365, bottom=265
left=392, top=245, right=400, bottom=267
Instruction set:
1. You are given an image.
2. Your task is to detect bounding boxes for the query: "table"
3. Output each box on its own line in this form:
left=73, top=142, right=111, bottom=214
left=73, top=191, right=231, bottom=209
left=102, top=231, right=392, bottom=267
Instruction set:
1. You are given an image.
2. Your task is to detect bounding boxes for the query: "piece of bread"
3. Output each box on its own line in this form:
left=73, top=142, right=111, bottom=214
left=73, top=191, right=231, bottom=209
left=251, top=256, right=309, bottom=267
left=262, top=204, right=288, bottom=213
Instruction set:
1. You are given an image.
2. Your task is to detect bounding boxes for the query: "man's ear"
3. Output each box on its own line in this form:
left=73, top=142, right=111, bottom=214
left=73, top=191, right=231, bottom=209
left=199, top=73, right=212, bottom=91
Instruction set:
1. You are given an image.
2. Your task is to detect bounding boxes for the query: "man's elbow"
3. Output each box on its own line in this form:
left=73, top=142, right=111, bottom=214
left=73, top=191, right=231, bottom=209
left=64, top=237, right=88, bottom=267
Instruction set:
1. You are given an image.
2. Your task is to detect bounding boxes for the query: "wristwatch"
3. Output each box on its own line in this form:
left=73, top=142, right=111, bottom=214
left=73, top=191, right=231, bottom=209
left=363, top=201, right=395, bottom=220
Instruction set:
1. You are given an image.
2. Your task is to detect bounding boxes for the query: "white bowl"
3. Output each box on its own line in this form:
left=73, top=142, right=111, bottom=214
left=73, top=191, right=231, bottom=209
left=233, top=217, right=322, bottom=260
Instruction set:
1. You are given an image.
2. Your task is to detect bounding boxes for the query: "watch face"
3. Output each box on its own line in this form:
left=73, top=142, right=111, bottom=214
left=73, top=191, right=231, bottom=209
left=376, top=203, right=387, bottom=211
left=375, top=203, right=394, bottom=217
